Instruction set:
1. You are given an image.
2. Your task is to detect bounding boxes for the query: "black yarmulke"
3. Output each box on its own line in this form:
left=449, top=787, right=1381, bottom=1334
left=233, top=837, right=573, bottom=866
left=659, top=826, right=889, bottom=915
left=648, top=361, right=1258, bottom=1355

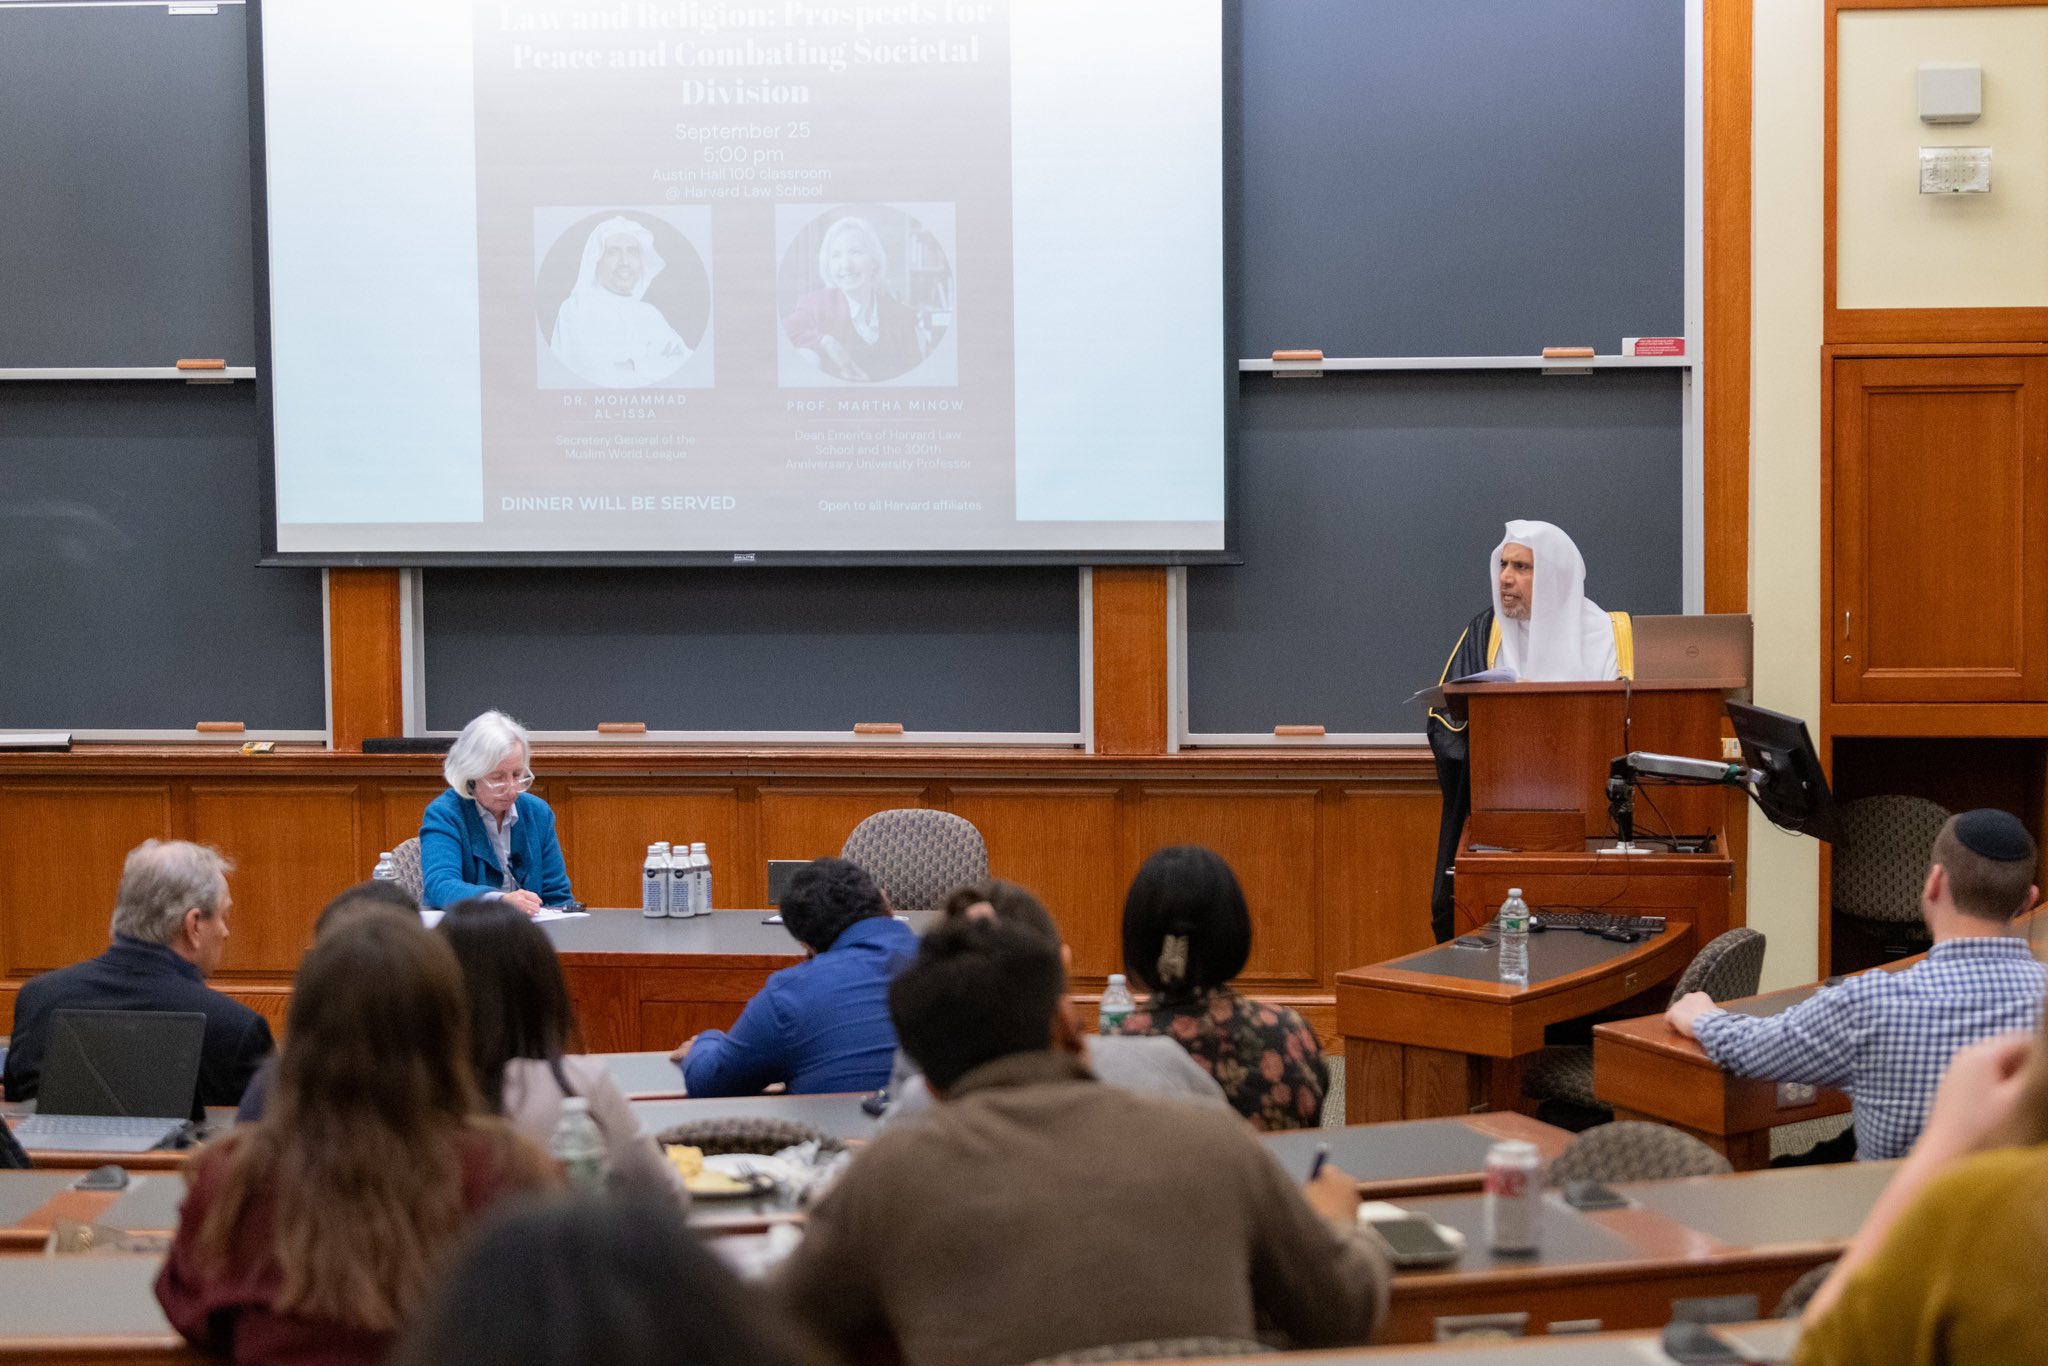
left=1953, top=809, right=2034, bottom=862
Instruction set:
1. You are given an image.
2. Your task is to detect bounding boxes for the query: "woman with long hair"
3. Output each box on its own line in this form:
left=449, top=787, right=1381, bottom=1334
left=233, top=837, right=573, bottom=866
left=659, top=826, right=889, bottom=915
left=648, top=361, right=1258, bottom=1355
left=1113, top=845, right=1329, bottom=1130
left=437, top=898, right=681, bottom=1198
left=156, top=915, right=556, bottom=1365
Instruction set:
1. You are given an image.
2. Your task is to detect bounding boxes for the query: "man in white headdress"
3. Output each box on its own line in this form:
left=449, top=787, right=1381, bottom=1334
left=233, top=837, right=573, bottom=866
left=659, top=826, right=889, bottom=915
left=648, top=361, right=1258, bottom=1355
left=548, top=216, right=690, bottom=388
left=1422, top=521, right=1633, bottom=941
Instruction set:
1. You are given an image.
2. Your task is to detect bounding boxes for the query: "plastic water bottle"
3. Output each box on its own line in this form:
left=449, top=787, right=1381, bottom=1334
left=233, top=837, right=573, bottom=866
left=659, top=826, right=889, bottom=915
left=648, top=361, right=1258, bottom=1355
left=549, top=1096, right=605, bottom=1192
left=371, top=852, right=398, bottom=883
left=668, top=838, right=693, bottom=918
left=641, top=845, right=667, bottom=919
left=1098, top=973, right=1135, bottom=1035
left=1498, top=888, right=1531, bottom=986
left=690, top=842, right=712, bottom=916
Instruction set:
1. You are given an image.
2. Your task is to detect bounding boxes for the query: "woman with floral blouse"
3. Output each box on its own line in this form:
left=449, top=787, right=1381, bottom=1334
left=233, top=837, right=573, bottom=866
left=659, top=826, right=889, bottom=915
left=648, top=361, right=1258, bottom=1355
left=1115, top=845, right=1328, bottom=1130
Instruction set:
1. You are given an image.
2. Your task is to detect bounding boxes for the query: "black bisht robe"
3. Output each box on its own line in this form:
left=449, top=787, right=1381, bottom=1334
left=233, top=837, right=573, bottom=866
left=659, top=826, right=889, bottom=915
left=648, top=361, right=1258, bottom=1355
left=1424, top=607, right=1494, bottom=943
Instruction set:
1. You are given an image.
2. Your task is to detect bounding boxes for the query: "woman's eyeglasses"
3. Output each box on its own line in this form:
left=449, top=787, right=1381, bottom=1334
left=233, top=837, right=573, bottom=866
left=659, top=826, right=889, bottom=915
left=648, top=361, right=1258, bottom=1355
left=475, top=770, right=535, bottom=793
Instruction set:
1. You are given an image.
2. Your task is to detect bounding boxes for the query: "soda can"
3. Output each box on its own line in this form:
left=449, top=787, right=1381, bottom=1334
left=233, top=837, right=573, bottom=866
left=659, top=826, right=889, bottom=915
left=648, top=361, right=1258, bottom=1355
left=1482, top=1139, right=1543, bottom=1254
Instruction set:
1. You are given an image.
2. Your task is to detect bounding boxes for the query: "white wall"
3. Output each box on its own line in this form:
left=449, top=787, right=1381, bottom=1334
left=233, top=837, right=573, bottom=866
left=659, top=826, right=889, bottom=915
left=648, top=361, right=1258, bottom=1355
left=1837, top=7, right=2048, bottom=309
left=1746, top=0, right=1825, bottom=989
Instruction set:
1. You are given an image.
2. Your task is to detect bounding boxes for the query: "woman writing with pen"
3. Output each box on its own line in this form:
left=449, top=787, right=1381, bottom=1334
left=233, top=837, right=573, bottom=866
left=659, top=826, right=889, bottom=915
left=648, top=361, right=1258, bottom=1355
left=419, top=710, right=574, bottom=914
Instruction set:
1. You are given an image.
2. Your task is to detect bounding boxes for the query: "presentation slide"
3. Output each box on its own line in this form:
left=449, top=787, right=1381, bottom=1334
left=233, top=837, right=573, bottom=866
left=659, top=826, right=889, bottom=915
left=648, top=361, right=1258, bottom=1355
left=258, top=0, right=1226, bottom=560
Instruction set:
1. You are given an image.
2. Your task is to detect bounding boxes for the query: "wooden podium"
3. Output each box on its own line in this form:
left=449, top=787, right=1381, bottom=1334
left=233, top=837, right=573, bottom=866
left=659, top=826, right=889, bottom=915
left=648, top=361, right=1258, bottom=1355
left=1445, top=680, right=1736, bottom=941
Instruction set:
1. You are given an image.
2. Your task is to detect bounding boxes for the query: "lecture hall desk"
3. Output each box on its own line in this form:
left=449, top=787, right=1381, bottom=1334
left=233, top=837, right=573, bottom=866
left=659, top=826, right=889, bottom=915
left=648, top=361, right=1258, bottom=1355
left=709, top=1161, right=1873, bottom=1346
left=1591, top=912, right=2048, bottom=1168
left=1591, top=983, right=1849, bottom=1169
left=1377, top=1158, right=1888, bottom=1342
left=1087, top=1320, right=1799, bottom=1364
left=0, top=1255, right=201, bottom=1364
left=1337, top=922, right=1694, bottom=1122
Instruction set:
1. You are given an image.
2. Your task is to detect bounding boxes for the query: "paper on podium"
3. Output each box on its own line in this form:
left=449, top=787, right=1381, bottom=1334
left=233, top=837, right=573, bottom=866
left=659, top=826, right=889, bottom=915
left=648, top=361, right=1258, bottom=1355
left=1408, top=666, right=1518, bottom=709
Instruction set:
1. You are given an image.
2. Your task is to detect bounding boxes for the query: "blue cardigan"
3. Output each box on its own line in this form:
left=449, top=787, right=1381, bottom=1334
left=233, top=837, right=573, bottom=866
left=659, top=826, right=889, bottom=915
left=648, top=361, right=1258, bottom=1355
left=419, top=788, right=573, bottom=909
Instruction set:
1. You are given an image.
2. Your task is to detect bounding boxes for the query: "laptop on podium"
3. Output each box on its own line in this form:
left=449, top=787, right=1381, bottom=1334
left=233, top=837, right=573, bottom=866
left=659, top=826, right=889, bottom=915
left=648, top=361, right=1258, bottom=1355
left=10, top=1009, right=205, bottom=1154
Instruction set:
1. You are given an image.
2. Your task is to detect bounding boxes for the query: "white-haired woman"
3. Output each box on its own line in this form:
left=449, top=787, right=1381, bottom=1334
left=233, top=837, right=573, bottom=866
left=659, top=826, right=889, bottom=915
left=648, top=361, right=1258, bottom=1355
left=782, top=213, right=925, bottom=383
left=419, top=711, right=573, bottom=913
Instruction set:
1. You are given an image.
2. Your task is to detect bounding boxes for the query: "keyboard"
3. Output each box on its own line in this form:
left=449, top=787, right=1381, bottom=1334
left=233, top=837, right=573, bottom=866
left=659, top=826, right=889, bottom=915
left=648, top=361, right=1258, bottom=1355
left=12, top=1113, right=185, bottom=1152
left=1527, top=912, right=1669, bottom=935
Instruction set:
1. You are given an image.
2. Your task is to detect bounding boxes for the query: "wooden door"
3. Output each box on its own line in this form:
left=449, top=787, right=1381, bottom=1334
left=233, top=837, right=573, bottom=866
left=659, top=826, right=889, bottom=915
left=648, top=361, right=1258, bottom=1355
left=1832, top=355, right=2048, bottom=703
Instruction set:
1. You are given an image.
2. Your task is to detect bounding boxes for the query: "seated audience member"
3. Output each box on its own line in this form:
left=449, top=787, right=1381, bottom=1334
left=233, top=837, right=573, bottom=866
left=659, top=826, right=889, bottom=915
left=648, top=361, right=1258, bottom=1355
left=1793, top=1026, right=2048, bottom=1364
left=1669, top=808, right=2046, bottom=1160
left=674, top=858, right=915, bottom=1096
left=778, top=918, right=1388, bottom=1365
left=438, top=899, right=682, bottom=1198
left=879, top=879, right=1228, bottom=1126
left=236, top=879, right=422, bottom=1123
left=4, top=839, right=271, bottom=1116
left=156, top=915, right=556, bottom=1366
left=394, top=1198, right=819, bottom=1366
left=1113, top=845, right=1329, bottom=1129
left=420, top=709, right=573, bottom=912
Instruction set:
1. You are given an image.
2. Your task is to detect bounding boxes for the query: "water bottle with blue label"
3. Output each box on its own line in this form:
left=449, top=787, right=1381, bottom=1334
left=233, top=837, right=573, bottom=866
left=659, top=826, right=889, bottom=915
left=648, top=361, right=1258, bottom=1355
left=679, top=843, right=704, bottom=917
left=690, top=841, right=712, bottom=916
left=642, top=845, right=667, bottom=919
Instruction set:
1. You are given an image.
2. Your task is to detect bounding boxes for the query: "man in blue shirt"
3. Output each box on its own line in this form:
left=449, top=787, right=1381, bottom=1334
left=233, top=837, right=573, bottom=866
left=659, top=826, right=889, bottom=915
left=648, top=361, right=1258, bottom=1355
left=673, top=857, right=916, bottom=1096
left=1667, top=808, right=2046, bottom=1160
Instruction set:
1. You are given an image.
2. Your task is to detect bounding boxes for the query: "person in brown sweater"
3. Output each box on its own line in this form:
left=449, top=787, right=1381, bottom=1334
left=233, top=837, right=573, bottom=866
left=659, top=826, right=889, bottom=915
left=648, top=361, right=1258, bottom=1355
left=778, top=916, right=1388, bottom=1365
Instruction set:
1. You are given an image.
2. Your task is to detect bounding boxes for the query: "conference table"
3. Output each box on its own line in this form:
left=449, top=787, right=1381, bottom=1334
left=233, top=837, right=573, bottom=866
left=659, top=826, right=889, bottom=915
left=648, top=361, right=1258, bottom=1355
left=1337, top=921, right=1695, bottom=1122
left=545, top=910, right=936, bottom=1053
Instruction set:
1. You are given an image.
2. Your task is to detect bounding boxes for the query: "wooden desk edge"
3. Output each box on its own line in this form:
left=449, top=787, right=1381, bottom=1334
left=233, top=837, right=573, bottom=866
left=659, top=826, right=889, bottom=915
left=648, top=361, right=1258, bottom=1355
left=1336, top=924, right=1694, bottom=1004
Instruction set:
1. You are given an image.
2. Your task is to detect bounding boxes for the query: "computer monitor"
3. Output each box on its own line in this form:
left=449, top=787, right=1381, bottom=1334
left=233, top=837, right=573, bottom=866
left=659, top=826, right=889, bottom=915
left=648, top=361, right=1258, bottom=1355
left=1726, top=701, right=1841, bottom=843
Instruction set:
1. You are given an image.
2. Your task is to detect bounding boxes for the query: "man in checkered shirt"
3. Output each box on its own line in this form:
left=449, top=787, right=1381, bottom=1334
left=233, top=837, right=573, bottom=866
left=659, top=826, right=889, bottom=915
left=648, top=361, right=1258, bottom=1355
left=1667, top=808, right=2045, bottom=1160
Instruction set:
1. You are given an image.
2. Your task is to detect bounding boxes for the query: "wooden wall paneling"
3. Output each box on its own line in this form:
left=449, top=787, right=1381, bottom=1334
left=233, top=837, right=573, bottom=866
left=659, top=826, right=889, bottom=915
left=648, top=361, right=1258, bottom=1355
left=1329, top=787, right=1440, bottom=972
left=216, top=987, right=292, bottom=1037
left=375, top=783, right=446, bottom=860
left=1131, top=788, right=1322, bottom=986
left=556, top=784, right=748, bottom=910
left=1092, top=568, right=1169, bottom=756
left=755, top=786, right=931, bottom=891
left=0, top=784, right=173, bottom=978
left=947, top=785, right=1124, bottom=978
left=1703, top=0, right=1752, bottom=614
left=187, top=784, right=362, bottom=978
left=326, top=569, right=404, bottom=752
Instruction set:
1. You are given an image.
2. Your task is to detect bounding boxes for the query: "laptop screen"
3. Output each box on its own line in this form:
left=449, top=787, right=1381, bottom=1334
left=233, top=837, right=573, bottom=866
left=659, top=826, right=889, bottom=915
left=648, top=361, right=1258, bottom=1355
left=39, top=1009, right=205, bottom=1121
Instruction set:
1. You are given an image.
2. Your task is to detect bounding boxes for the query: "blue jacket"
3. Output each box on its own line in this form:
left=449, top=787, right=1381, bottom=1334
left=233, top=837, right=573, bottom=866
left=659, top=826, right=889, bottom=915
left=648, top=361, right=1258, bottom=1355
left=419, top=788, right=573, bottom=910
left=2, top=936, right=274, bottom=1119
left=683, top=915, right=918, bottom=1097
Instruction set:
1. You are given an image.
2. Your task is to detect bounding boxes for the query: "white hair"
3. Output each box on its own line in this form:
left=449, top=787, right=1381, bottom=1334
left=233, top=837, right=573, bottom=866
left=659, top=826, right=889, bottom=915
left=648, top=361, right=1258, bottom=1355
left=109, top=839, right=232, bottom=944
left=443, top=709, right=532, bottom=795
left=816, top=214, right=888, bottom=289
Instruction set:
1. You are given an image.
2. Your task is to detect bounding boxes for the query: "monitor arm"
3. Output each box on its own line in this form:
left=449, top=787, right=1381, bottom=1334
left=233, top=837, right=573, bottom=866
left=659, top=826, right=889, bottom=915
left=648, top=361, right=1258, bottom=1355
left=1605, top=752, right=1761, bottom=849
